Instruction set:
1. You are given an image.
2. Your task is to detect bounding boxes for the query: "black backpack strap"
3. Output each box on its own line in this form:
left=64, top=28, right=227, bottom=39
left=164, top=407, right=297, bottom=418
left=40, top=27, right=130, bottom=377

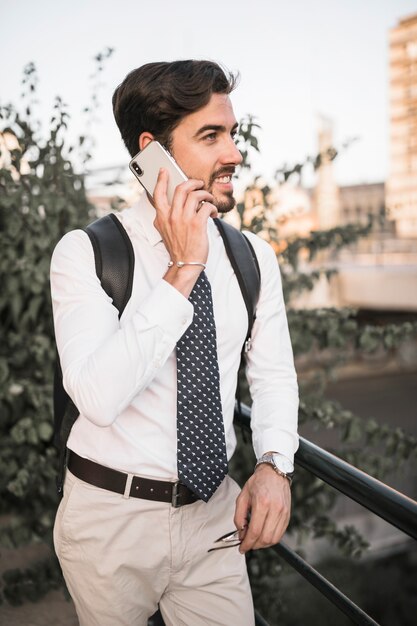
left=54, top=214, right=134, bottom=495
left=213, top=218, right=260, bottom=346
left=213, top=218, right=261, bottom=425
left=85, top=213, right=135, bottom=319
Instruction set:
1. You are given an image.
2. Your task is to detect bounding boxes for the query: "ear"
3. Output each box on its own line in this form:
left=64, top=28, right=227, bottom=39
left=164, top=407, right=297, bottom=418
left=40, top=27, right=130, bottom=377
left=138, top=132, right=154, bottom=151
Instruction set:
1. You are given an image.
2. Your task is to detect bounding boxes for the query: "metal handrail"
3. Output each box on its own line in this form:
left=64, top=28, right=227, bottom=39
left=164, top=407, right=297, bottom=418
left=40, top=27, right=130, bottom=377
left=236, top=404, right=417, bottom=540
left=296, top=436, right=417, bottom=540
left=234, top=403, right=417, bottom=626
left=254, top=610, right=271, bottom=626
left=273, top=542, right=378, bottom=626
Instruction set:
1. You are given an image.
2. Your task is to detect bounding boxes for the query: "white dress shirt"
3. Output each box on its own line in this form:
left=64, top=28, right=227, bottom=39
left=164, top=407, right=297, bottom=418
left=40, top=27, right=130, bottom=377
left=50, top=193, right=299, bottom=480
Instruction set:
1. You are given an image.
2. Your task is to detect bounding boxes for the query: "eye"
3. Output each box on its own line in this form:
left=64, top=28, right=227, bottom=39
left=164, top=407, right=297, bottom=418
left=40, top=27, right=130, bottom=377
left=203, top=132, right=217, bottom=142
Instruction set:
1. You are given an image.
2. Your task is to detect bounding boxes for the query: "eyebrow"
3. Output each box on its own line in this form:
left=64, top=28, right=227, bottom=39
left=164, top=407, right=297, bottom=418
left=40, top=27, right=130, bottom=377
left=193, top=122, right=239, bottom=138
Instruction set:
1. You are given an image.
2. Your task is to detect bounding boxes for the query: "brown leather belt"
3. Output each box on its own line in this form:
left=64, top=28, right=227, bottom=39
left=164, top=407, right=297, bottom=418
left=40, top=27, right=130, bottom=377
left=67, top=451, right=200, bottom=508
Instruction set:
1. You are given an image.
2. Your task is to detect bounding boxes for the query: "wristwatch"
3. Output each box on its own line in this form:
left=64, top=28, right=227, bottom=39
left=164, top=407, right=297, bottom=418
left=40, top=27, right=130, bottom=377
left=255, top=452, right=295, bottom=485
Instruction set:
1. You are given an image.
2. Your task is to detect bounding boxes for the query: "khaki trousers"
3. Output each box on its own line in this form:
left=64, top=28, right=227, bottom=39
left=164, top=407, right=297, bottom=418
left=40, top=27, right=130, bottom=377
left=54, top=470, right=255, bottom=626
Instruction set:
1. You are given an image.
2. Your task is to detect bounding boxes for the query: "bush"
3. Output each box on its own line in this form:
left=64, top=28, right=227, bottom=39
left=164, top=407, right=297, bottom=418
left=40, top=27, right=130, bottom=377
left=1, top=57, right=416, bottom=617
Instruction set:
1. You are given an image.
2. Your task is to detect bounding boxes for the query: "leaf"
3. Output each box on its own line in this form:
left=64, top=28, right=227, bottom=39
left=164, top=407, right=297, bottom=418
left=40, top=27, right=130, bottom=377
left=0, top=359, right=9, bottom=385
left=37, top=422, right=53, bottom=441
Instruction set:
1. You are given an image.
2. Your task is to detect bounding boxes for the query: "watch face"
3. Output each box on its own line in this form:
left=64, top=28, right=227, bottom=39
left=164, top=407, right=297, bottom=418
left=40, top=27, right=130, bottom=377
left=273, top=454, right=294, bottom=474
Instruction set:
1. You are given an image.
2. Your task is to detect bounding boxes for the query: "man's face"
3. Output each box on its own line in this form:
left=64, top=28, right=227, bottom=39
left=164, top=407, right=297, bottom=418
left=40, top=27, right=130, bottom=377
left=169, top=93, right=243, bottom=213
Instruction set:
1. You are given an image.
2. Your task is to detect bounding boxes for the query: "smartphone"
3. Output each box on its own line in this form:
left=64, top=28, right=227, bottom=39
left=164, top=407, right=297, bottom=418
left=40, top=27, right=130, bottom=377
left=129, top=141, right=187, bottom=204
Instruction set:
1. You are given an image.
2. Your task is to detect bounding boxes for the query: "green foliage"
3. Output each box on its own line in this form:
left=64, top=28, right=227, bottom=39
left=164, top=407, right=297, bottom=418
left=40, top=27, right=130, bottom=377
left=273, top=137, right=357, bottom=185
left=280, top=220, right=373, bottom=270
left=0, top=62, right=96, bottom=604
left=1, top=55, right=416, bottom=618
left=287, top=308, right=417, bottom=359
left=236, top=114, right=261, bottom=168
left=1, top=556, right=62, bottom=606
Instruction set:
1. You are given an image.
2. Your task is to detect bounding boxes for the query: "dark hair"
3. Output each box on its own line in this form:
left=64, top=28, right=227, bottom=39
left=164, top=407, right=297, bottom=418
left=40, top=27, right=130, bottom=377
left=112, top=60, right=238, bottom=156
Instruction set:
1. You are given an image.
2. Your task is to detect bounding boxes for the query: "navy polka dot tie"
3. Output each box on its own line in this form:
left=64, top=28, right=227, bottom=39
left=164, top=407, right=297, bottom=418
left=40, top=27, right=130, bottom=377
left=176, top=271, right=228, bottom=502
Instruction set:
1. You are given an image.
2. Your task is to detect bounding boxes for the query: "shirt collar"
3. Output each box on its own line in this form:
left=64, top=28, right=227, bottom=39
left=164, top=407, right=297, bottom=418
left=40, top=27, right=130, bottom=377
left=132, top=192, right=163, bottom=247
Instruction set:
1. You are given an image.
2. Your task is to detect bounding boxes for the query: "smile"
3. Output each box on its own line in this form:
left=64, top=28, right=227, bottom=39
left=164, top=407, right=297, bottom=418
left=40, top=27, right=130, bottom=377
left=215, top=176, right=232, bottom=184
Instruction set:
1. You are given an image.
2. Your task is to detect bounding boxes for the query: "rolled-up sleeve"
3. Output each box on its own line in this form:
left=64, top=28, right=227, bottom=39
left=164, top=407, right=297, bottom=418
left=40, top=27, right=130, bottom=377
left=244, top=233, right=299, bottom=462
left=50, top=229, right=193, bottom=427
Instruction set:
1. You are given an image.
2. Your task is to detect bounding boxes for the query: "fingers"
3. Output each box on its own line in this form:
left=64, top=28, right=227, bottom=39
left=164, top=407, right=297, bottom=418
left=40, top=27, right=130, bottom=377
left=153, top=168, right=205, bottom=213
left=195, top=200, right=218, bottom=220
left=234, top=489, right=250, bottom=534
left=172, top=185, right=215, bottom=223
left=153, top=167, right=170, bottom=211
left=239, top=500, right=289, bottom=553
left=179, top=190, right=215, bottom=220
left=154, top=169, right=215, bottom=217
left=237, top=471, right=292, bottom=554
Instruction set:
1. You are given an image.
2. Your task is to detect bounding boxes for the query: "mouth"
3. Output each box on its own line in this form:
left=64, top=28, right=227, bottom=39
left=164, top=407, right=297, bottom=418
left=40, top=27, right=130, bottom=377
left=211, top=170, right=235, bottom=192
left=214, top=175, right=232, bottom=185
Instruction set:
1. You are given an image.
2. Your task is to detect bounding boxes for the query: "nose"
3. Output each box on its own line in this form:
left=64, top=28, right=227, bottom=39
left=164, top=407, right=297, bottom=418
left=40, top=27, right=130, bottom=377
left=221, top=136, right=243, bottom=166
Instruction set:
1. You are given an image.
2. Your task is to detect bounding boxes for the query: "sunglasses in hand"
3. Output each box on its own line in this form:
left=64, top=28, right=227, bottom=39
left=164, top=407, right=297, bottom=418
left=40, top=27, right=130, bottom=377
left=208, top=526, right=247, bottom=553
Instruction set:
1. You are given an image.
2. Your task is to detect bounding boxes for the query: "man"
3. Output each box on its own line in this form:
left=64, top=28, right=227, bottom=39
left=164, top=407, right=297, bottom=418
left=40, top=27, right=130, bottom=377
left=51, top=60, right=298, bottom=626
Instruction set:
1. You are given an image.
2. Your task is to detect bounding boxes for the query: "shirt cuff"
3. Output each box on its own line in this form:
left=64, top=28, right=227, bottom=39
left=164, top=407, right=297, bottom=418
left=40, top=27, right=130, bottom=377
left=136, top=278, right=194, bottom=340
left=253, top=429, right=299, bottom=465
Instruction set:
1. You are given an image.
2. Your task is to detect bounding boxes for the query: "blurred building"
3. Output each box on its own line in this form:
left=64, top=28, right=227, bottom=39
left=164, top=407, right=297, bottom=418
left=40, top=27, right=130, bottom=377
left=86, top=14, right=417, bottom=314
left=313, top=115, right=341, bottom=230
left=339, top=182, right=386, bottom=228
left=386, top=12, right=417, bottom=238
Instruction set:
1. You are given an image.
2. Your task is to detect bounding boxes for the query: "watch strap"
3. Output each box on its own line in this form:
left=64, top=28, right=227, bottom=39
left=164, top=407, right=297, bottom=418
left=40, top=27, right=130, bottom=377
left=254, top=454, right=294, bottom=485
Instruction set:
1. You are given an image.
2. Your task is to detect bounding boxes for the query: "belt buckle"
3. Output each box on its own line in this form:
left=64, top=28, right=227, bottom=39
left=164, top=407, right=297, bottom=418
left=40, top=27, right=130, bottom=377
left=171, top=481, right=181, bottom=508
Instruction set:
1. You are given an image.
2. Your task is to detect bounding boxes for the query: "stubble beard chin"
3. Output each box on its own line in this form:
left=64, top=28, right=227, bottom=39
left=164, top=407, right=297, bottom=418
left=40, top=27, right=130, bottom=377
left=210, top=188, right=236, bottom=214
left=215, top=196, right=236, bottom=214
left=207, top=168, right=237, bottom=214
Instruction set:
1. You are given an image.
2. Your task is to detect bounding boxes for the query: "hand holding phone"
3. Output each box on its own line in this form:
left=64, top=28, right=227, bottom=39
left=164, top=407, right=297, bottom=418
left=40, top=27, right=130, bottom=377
left=129, top=140, right=217, bottom=299
left=129, top=141, right=188, bottom=205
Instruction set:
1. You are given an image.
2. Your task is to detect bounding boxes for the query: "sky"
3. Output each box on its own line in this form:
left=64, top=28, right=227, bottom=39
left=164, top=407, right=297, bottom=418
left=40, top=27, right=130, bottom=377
left=1, top=0, right=416, bottom=190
